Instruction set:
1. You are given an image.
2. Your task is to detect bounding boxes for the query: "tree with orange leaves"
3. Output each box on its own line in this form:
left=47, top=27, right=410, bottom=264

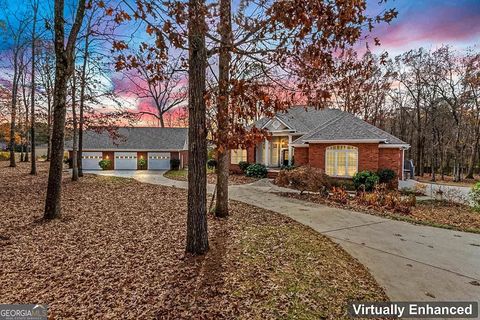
left=111, top=0, right=397, bottom=253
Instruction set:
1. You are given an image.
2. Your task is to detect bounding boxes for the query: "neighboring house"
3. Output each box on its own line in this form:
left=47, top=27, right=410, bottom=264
left=230, top=107, right=410, bottom=179
left=66, top=127, right=188, bottom=170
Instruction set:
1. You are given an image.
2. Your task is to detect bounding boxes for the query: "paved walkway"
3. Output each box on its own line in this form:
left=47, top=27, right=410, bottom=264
left=89, top=170, right=480, bottom=304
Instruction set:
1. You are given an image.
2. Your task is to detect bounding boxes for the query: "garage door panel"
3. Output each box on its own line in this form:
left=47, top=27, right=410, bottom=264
left=115, top=152, right=137, bottom=170
left=148, top=152, right=170, bottom=170
left=82, top=152, right=103, bottom=170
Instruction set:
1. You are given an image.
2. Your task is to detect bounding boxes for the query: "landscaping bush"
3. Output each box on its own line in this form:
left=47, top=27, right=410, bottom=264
left=357, top=184, right=414, bottom=214
left=330, top=178, right=356, bottom=191
left=245, top=163, right=267, bottom=178
left=138, top=158, right=147, bottom=170
left=170, top=158, right=181, bottom=171
left=470, top=182, right=480, bottom=211
left=0, top=151, right=10, bottom=161
left=328, top=186, right=350, bottom=204
left=353, top=171, right=380, bottom=191
left=207, top=159, right=217, bottom=169
left=238, top=161, right=250, bottom=173
left=280, top=164, right=296, bottom=171
left=377, top=168, right=396, bottom=184
left=99, top=159, right=111, bottom=170
left=275, top=165, right=330, bottom=195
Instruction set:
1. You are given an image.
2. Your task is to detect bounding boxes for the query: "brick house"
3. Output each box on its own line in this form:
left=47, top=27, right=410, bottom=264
left=230, top=107, right=410, bottom=179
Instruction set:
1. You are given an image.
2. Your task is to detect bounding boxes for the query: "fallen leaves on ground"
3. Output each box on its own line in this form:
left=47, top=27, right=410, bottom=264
left=280, top=193, right=480, bottom=234
left=164, top=169, right=258, bottom=185
left=0, top=162, right=387, bottom=319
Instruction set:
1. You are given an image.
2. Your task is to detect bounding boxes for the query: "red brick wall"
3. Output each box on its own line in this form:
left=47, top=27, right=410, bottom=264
left=378, top=148, right=402, bottom=178
left=102, top=151, right=115, bottom=170
left=137, top=152, right=148, bottom=170
left=307, top=143, right=380, bottom=172
left=293, top=147, right=309, bottom=165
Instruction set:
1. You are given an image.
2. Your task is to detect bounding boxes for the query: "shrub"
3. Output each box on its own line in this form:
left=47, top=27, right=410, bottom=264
left=275, top=165, right=330, bottom=195
left=330, top=178, right=356, bottom=191
left=0, top=151, right=10, bottom=161
left=328, top=186, right=349, bottom=204
left=99, top=159, right=111, bottom=170
left=238, top=161, right=250, bottom=173
left=377, top=168, right=396, bottom=184
left=280, top=164, right=296, bottom=171
left=207, top=158, right=217, bottom=169
left=138, top=158, right=147, bottom=170
left=64, top=157, right=73, bottom=168
left=353, top=171, right=380, bottom=192
left=245, top=163, right=267, bottom=178
left=170, top=158, right=181, bottom=171
left=470, top=182, right=480, bottom=211
left=357, top=184, right=414, bottom=214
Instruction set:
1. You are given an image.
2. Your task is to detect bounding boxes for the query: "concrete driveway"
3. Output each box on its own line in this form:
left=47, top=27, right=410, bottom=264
left=88, top=170, right=480, bottom=304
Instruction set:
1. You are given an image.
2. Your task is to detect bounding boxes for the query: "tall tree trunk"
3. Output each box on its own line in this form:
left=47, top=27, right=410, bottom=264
left=215, top=0, right=232, bottom=218
left=78, top=15, right=91, bottom=178
left=30, top=0, right=38, bottom=175
left=44, top=0, right=86, bottom=219
left=9, top=69, right=18, bottom=168
left=71, top=71, right=79, bottom=181
left=465, top=134, right=479, bottom=179
left=159, top=114, right=165, bottom=128
left=46, top=97, right=52, bottom=161
left=185, top=0, right=209, bottom=255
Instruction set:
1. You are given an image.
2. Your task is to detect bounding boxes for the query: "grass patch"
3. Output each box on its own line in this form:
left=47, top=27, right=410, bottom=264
left=164, top=168, right=188, bottom=181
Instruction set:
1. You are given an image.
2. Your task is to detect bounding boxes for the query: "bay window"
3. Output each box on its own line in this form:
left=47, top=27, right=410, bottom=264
left=325, top=145, right=358, bottom=177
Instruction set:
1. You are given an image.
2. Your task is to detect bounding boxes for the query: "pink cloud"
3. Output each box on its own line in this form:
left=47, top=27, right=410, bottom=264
left=367, top=2, right=480, bottom=53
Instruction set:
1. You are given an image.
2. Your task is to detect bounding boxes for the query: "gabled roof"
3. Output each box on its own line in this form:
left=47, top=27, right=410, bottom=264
left=65, top=127, right=188, bottom=151
left=258, top=106, right=344, bottom=133
left=292, top=112, right=406, bottom=144
left=256, top=106, right=407, bottom=145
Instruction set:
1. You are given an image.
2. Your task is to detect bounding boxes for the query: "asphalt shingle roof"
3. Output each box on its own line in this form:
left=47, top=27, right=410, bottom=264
left=256, top=106, right=344, bottom=133
left=66, top=127, right=188, bottom=151
left=256, top=106, right=407, bottom=145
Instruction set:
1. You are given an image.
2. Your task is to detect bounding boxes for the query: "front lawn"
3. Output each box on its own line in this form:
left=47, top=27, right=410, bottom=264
left=165, top=168, right=258, bottom=185
left=279, top=193, right=480, bottom=234
left=0, top=162, right=387, bottom=319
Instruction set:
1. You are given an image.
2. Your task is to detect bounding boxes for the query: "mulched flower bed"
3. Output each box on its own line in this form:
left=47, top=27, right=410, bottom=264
left=0, top=162, right=387, bottom=319
left=279, top=192, right=480, bottom=234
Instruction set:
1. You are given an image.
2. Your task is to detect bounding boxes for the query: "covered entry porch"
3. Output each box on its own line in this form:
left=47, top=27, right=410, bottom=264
left=255, top=136, right=293, bottom=168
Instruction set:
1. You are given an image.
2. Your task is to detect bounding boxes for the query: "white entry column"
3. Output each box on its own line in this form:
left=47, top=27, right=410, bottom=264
left=264, top=138, right=270, bottom=167
left=288, top=135, right=293, bottom=165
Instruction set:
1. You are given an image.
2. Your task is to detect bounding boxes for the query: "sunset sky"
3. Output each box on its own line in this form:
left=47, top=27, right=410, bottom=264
left=0, top=0, right=479, bottom=121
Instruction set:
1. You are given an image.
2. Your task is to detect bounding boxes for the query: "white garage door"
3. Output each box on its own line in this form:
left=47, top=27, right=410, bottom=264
left=148, top=152, right=170, bottom=170
left=114, top=152, right=137, bottom=170
left=82, top=152, right=103, bottom=170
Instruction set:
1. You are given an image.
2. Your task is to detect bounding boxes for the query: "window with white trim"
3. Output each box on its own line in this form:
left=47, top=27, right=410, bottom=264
left=231, top=149, right=247, bottom=164
left=325, top=145, right=358, bottom=177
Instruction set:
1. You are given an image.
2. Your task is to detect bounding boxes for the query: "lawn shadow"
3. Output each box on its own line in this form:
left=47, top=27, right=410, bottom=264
left=155, top=216, right=235, bottom=319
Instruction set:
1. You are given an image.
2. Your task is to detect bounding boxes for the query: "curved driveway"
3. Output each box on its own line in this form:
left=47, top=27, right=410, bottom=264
left=89, top=170, right=480, bottom=304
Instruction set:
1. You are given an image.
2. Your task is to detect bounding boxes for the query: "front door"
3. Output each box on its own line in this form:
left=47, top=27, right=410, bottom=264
left=281, top=149, right=289, bottom=166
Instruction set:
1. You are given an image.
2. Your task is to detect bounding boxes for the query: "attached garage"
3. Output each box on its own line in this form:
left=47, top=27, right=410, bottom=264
left=66, top=127, right=188, bottom=171
left=114, top=152, right=137, bottom=170
left=148, top=152, right=170, bottom=170
left=82, top=152, right=103, bottom=170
